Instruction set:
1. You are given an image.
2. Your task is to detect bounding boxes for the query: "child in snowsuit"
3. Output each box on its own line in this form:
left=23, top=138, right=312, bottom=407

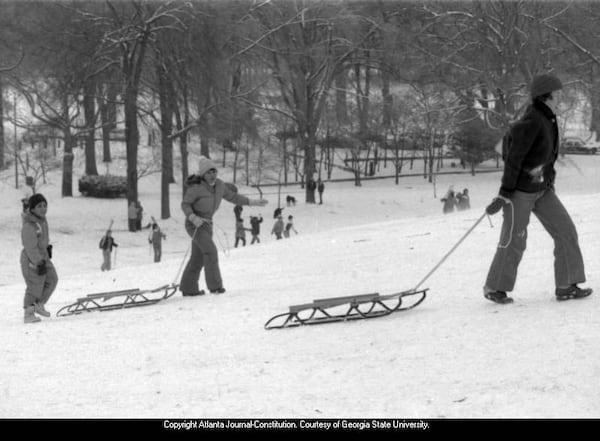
left=20, top=193, right=58, bottom=323
left=441, top=187, right=457, bottom=214
left=250, top=215, right=263, bottom=244
left=272, top=216, right=284, bottom=240
left=284, top=215, right=298, bottom=238
left=234, top=218, right=251, bottom=248
left=148, top=223, right=166, bottom=262
left=100, top=230, right=118, bottom=271
left=456, top=189, right=471, bottom=211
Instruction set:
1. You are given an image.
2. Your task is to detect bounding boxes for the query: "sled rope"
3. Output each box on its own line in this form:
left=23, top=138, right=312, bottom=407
left=413, top=211, right=487, bottom=292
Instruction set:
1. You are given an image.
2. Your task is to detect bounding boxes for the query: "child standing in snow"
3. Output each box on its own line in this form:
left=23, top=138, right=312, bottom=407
left=234, top=218, right=251, bottom=248
left=271, top=216, right=284, bottom=240
left=148, top=223, right=166, bottom=262
left=283, top=215, right=298, bottom=238
left=249, top=215, right=263, bottom=244
left=99, top=230, right=118, bottom=271
left=441, top=187, right=457, bottom=214
left=20, top=193, right=58, bottom=323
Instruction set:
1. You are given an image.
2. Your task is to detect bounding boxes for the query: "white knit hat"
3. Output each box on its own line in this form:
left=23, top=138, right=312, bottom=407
left=198, top=156, right=217, bottom=176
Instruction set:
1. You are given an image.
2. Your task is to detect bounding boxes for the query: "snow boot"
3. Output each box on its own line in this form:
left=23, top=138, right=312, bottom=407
left=24, top=305, right=41, bottom=324
left=210, top=287, right=226, bottom=294
left=34, top=302, right=51, bottom=318
left=483, top=288, right=514, bottom=304
left=555, top=285, right=593, bottom=301
left=182, top=290, right=205, bottom=297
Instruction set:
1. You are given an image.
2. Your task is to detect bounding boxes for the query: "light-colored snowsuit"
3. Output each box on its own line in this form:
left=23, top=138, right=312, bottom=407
left=20, top=212, right=58, bottom=308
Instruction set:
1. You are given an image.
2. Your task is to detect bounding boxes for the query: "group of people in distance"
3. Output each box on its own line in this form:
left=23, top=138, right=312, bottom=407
left=441, top=187, right=471, bottom=214
left=18, top=73, right=592, bottom=324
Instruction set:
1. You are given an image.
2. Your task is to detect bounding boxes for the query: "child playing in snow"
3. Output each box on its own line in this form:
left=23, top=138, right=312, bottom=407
left=234, top=218, right=251, bottom=248
left=249, top=215, right=263, bottom=244
left=20, top=193, right=58, bottom=323
left=99, top=229, right=118, bottom=271
left=271, top=215, right=284, bottom=240
left=284, top=215, right=298, bottom=238
left=148, top=223, right=166, bottom=262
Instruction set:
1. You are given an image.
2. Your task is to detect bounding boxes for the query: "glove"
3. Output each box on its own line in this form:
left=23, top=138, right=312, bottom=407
left=37, top=261, right=47, bottom=276
left=249, top=199, right=268, bottom=207
left=189, top=214, right=205, bottom=228
left=486, top=196, right=510, bottom=215
left=47, top=245, right=53, bottom=259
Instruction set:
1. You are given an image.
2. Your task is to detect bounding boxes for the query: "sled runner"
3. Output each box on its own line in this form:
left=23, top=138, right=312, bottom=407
left=56, top=283, right=179, bottom=317
left=264, top=289, right=427, bottom=330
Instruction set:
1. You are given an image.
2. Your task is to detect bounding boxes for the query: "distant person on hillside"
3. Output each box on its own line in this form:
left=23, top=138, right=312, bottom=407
left=317, top=179, right=325, bottom=204
left=135, top=200, right=144, bottom=231
left=234, top=218, right=251, bottom=248
left=99, top=229, right=118, bottom=271
left=456, top=188, right=471, bottom=211
left=128, top=201, right=137, bottom=232
left=148, top=223, right=166, bottom=263
left=20, top=193, right=58, bottom=323
left=180, top=156, right=268, bottom=296
left=249, top=215, right=263, bottom=244
left=440, top=187, right=456, bottom=214
left=271, top=215, right=284, bottom=240
left=283, top=215, right=298, bottom=238
left=483, top=73, right=591, bottom=305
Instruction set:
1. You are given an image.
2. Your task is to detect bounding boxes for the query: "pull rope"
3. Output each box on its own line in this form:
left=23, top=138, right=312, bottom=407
left=173, top=227, right=198, bottom=285
left=412, top=212, right=487, bottom=292
left=497, top=200, right=515, bottom=249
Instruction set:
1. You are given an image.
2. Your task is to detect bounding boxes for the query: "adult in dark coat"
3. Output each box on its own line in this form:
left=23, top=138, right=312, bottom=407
left=483, top=73, right=591, bottom=304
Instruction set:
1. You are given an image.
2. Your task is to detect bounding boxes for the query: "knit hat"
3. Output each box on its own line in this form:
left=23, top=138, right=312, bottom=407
left=27, top=193, right=47, bottom=210
left=198, top=156, right=217, bottom=177
left=530, top=74, right=562, bottom=98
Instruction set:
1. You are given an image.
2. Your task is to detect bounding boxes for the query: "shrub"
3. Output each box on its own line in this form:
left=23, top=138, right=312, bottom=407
left=78, top=174, right=127, bottom=198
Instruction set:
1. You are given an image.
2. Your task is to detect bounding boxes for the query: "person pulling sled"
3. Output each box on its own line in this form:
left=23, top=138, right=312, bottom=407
left=483, top=73, right=592, bottom=304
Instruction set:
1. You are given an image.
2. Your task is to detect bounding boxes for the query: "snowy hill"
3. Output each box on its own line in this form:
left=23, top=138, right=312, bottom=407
left=1, top=154, right=599, bottom=419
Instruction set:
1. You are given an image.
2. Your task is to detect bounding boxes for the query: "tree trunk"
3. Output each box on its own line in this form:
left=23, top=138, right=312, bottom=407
left=0, top=77, right=4, bottom=169
left=125, top=85, right=139, bottom=207
left=158, top=65, right=173, bottom=220
left=83, top=80, right=98, bottom=176
left=174, top=90, right=189, bottom=194
left=98, top=83, right=112, bottom=164
left=62, top=131, right=74, bottom=197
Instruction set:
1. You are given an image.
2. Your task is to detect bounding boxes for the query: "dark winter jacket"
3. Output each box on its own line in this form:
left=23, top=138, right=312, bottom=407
left=99, top=235, right=118, bottom=252
left=500, top=100, right=559, bottom=198
left=181, top=177, right=250, bottom=230
left=250, top=216, right=263, bottom=235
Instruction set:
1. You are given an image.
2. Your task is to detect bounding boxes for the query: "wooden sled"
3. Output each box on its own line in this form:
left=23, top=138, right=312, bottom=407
left=56, top=284, right=179, bottom=317
left=264, top=289, right=427, bottom=330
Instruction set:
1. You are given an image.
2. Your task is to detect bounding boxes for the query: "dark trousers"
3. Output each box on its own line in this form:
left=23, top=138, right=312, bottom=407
left=251, top=234, right=260, bottom=244
left=485, top=188, right=585, bottom=292
left=180, top=224, right=222, bottom=293
left=153, top=244, right=162, bottom=262
left=235, top=237, right=246, bottom=248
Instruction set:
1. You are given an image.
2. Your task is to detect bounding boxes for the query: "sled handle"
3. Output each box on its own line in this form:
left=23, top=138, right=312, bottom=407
left=413, top=211, right=487, bottom=292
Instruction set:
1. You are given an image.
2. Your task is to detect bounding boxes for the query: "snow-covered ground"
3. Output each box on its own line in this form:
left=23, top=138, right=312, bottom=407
left=1, top=153, right=599, bottom=419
